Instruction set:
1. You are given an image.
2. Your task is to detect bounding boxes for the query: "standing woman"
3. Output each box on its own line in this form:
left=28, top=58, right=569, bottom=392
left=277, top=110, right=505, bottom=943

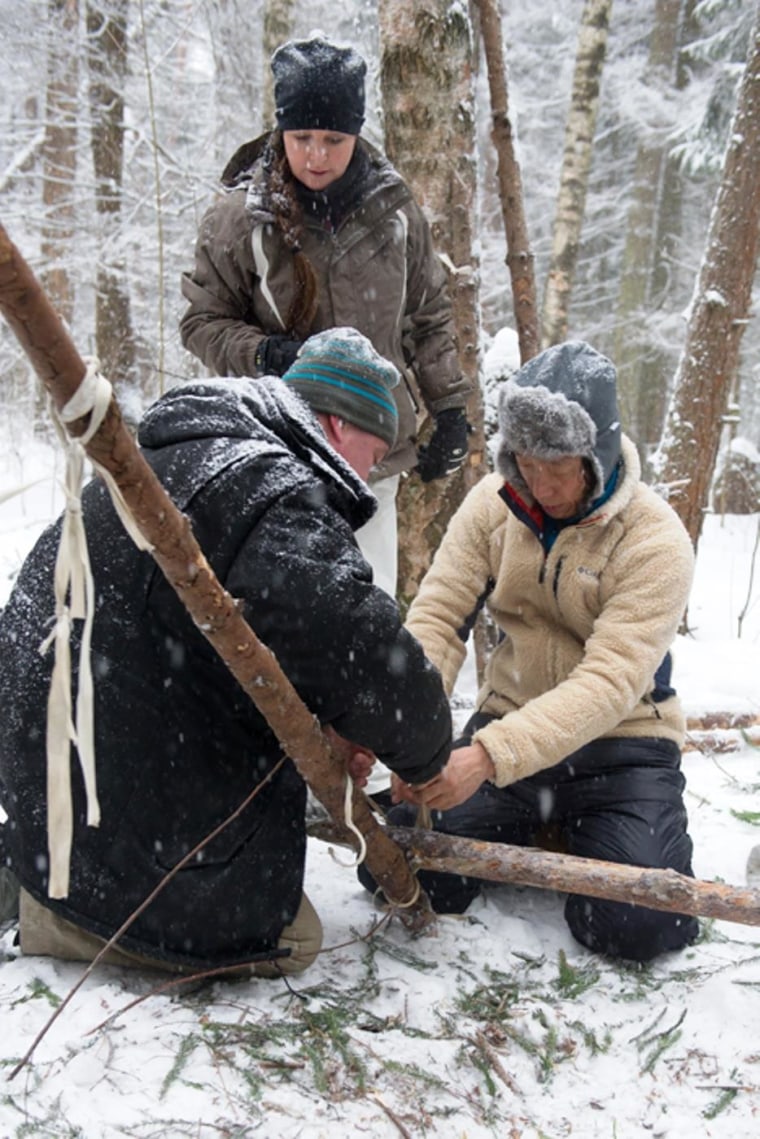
left=180, top=34, right=472, bottom=597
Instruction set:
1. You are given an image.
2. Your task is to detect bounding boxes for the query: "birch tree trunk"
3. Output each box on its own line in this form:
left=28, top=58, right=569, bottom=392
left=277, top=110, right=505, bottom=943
left=41, top=0, right=79, bottom=329
left=378, top=0, right=484, bottom=612
left=612, top=0, right=682, bottom=458
left=87, top=0, right=137, bottom=394
left=540, top=0, right=612, bottom=349
left=474, top=0, right=539, bottom=364
left=654, top=14, right=760, bottom=548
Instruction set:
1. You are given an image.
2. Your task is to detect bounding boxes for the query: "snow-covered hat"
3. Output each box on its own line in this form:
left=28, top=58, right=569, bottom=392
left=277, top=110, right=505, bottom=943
left=496, top=341, right=621, bottom=501
left=271, top=34, right=366, bottom=135
left=283, top=327, right=399, bottom=448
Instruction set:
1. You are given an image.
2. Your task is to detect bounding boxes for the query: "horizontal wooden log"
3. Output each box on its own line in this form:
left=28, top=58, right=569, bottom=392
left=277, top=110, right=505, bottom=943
left=686, top=712, right=760, bottom=731
left=309, top=819, right=760, bottom=926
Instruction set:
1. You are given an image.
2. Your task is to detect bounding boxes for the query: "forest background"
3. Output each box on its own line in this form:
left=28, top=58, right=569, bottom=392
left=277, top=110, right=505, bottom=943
left=1, top=0, right=758, bottom=606
left=1, top=4, right=760, bottom=1135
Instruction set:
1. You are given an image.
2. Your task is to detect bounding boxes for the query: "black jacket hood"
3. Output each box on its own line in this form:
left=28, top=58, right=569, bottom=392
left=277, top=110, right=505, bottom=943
left=138, top=377, right=377, bottom=531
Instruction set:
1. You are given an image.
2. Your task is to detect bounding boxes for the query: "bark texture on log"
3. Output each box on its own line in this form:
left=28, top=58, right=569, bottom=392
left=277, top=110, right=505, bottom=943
left=308, top=820, right=760, bottom=927
left=0, top=221, right=433, bottom=930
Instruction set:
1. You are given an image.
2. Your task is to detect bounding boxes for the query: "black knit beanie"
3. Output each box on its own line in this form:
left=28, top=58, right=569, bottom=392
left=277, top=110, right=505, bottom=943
left=283, top=328, right=399, bottom=448
left=271, top=35, right=366, bottom=135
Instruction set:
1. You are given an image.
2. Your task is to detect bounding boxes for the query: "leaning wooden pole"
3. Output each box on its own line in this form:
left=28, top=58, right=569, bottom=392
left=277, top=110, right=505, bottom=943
left=307, top=822, right=760, bottom=927
left=0, top=221, right=433, bottom=930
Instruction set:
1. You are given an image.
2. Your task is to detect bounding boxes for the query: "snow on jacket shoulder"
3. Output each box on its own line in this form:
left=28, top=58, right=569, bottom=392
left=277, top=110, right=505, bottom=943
left=406, top=437, right=695, bottom=787
left=179, top=135, right=470, bottom=478
left=0, top=381, right=450, bottom=967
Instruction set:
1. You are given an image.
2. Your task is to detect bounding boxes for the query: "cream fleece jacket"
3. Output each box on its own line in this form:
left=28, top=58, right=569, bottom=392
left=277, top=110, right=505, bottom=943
left=406, top=437, right=695, bottom=787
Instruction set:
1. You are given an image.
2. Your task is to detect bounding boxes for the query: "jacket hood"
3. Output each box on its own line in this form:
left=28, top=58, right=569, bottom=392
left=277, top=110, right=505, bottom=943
left=218, top=134, right=409, bottom=225
left=220, top=135, right=270, bottom=190
left=496, top=340, right=622, bottom=501
left=138, top=378, right=377, bottom=529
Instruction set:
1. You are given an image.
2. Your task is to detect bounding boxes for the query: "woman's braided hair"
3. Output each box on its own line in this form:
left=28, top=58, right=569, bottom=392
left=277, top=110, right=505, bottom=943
left=265, top=131, right=319, bottom=339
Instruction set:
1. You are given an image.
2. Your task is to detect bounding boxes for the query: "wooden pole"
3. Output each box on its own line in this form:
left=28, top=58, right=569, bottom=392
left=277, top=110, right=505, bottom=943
left=0, top=221, right=433, bottom=929
left=308, top=821, right=760, bottom=927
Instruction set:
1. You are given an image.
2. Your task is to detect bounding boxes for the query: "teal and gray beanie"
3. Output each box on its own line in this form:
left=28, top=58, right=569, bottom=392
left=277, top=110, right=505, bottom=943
left=283, top=328, right=400, bottom=448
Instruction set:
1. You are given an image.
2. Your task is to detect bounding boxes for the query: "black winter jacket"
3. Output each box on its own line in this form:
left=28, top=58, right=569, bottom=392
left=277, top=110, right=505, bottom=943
left=0, top=381, right=451, bottom=967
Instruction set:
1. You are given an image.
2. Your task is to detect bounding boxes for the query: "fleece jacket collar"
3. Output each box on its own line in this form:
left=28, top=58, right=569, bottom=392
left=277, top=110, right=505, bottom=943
left=499, top=460, right=622, bottom=553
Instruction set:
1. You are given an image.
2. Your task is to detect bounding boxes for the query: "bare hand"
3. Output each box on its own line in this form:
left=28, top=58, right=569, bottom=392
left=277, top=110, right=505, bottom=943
left=391, top=743, right=495, bottom=812
left=323, top=725, right=376, bottom=789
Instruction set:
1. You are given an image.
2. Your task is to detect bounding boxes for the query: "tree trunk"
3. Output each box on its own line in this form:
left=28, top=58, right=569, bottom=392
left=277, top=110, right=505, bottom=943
left=541, top=0, right=612, bottom=349
left=87, top=0, right=137, bottom=395
left=474, top=0, right=539, bottom=365
left=0, top=221, right=434, bottom=932
left=262, top=0, right=296, bottom=128
left=308, top=822, right=760, bottom=927
left=641, top=0, right=700, bottom=471
left=654, top=14, right=760, bottom=547
left=612, top=0, right=682, bottom=459
left=41, top=0, right=79, bottom=328
left=378, top=0, right=485, bottom=612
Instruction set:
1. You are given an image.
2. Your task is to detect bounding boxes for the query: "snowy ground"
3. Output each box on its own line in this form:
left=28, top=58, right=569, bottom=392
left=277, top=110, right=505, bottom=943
left=1, top=440, right=759, bottom=1138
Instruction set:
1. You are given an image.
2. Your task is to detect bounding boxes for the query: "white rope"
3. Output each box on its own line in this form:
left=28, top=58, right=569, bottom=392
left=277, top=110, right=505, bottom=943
left=41, top=358, right=151, bottom=898
left=328, top=774, right=368, bottom=868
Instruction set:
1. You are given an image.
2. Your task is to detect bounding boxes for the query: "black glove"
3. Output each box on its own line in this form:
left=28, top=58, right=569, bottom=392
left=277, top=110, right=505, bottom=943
left=254, top=335, right=303, bottom=377
left=416, top=407, right=469, bottom=482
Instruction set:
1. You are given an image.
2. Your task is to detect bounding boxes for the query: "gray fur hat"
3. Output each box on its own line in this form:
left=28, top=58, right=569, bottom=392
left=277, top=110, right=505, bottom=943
left=496, top=341, right=621, bottom=501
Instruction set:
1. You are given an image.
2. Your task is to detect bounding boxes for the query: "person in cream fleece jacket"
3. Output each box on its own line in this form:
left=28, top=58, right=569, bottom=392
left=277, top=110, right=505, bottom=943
left=369, top=340, right=699, bottom=963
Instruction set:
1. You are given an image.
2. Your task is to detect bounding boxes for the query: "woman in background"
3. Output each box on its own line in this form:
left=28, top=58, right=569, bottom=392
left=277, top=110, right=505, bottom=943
left=180, top=33, right=471, bottom=599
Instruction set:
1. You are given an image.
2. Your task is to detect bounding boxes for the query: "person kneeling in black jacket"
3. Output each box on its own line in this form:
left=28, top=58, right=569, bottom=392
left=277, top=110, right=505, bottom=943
left=0, top=327, right=451, bottom=977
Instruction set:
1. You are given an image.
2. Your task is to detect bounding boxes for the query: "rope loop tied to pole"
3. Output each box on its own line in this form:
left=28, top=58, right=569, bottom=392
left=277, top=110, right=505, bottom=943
left=329, top=773, right=368, bottom=868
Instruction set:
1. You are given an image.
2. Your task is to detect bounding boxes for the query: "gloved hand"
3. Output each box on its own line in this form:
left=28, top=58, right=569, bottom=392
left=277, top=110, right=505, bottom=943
left=416, top=407, right=469, bottom=482
left=254, top=335, right=303, bottom=376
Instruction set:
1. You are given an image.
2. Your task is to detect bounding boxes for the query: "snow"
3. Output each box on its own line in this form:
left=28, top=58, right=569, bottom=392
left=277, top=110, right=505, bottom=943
left=1, top=441, right=760, bottom=1137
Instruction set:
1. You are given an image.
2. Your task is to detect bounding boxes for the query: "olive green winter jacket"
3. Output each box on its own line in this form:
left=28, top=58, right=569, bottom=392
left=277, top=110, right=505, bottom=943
left=180, top=136, right=470, bottom=478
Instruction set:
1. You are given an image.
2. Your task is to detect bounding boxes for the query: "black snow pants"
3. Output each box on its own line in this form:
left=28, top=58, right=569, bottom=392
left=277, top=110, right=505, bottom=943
left=361, top=712, right=699, bottom=963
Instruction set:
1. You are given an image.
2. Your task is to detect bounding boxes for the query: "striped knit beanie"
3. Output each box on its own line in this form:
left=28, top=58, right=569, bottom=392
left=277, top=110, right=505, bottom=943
left=283, top=328, right=399, bottom=448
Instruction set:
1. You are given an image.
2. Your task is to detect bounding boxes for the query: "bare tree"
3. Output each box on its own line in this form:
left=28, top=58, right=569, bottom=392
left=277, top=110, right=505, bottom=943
left=612, top=0, right=683, bottom=456
left=474, top=0, right=539, bottom=364
left=262, top=0, right=296, bottom=127
left=654, top=13, right=760, bottom=549
left=378, top=0, right=484, bottom=610
left=87, top=0, right=137, bottom=393
left=640, top=0, right=700, bottom=462
left=41, top=0, right=79, bottom=327
left=540, top=0, right=613, bottom=349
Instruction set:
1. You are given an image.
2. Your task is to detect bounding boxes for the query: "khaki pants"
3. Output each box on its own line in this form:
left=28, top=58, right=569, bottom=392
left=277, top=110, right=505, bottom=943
left=19, top=887, right=323, bottom=977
